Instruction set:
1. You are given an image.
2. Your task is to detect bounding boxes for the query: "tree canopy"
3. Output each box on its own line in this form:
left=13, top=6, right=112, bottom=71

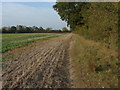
left=53, top=2, right=89, bottom=30
left=1, top=25, right=71, bottom=33
left=53, top=2, right=118, bottom=48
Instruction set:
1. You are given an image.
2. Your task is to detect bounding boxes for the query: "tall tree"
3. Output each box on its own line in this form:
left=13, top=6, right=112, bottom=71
left=53, top=2, right=88, bottom=30
left=62, top=27, right=68, bottom=32
left=10, top=26, right=16, bottom=33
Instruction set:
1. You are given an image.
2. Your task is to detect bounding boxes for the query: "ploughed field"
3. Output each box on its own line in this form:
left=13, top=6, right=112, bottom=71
left=1, top=33, right=118, bottom=88
left=2, top=33, right=72, bottom=88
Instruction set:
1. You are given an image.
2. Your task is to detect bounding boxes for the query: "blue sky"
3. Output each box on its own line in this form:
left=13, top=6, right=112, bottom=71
left=1, top=2, right=68, bottom=29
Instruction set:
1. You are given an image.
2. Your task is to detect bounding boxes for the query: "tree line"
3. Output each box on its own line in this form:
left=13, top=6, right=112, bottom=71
left=53, top=2, right=119, bottom=49
left=1, top=25, right=71, bottom=33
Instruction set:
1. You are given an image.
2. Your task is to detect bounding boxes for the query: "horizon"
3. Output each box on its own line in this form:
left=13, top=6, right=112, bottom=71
left=1, top=2, right=69, bottom=30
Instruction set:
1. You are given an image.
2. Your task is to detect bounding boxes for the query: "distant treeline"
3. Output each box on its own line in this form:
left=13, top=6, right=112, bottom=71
left=53, top=2, right=119, bottom=49
left=1, top=25, right=71, bottom=33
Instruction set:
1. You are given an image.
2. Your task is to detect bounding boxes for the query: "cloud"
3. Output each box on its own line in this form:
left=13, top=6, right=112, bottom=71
left=2, top=2, right=67, bottom=29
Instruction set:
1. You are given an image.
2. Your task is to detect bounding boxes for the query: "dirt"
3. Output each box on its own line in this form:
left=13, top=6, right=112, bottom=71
left=2, top=34, right=73, bottom=88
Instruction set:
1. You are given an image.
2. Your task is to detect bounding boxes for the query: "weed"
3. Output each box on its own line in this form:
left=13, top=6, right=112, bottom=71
left=95, top=65, right=104, bottom=72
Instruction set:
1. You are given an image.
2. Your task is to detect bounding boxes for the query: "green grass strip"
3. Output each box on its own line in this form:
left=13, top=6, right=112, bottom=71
left=1, top=35, right=60, bottom=53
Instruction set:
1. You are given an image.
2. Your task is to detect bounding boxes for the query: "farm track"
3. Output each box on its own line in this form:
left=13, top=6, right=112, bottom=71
left=2, top=34, right=72, bottom=88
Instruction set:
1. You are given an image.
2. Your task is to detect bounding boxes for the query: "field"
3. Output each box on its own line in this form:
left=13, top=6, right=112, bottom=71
left=2, top=33, right=64, bottom=53
left=2, top=33, right=72, bottom=88
left=1, top=2, right=119, bottom=89
left=1, top=33, right=119, bottom=88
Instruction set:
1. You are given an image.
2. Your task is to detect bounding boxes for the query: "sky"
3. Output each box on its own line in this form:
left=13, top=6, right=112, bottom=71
left=1, top=2, right=68, bottom=30
left=1, top=0, right=118, bottom=29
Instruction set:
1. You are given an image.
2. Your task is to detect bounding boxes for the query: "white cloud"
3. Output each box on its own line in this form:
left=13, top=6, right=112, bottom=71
left=2, top=3, right=67, bottom=29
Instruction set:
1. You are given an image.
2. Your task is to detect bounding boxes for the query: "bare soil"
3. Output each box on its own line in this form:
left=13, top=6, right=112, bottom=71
left=2, top=34, right=72, bottom=88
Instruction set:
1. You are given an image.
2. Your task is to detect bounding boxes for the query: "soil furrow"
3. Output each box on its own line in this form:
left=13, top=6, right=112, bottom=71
left=2, top=34, right=72, bottom=88
left=3, top=48, right=55, bottom=88
left=40, top=46, right=63, bottom=88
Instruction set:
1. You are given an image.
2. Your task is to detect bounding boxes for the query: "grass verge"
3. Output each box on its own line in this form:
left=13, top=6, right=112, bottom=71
left=71, top=34, right=119, bottom=88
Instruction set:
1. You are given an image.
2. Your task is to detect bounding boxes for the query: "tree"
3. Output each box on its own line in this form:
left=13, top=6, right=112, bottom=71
left=46, top=28, right=52, bottom=32
left=62, top=27, right=68, bottom=32
left=10, top=26, right=16, bottom=33
left=54, top=2, right=118, bottom=48
left=2, top=27, right=8, bottom=33
left=16, top=25, right=24, bottom=33
left=53, top=2, right=87, bottom=30
left=1, top=25, right=71, bottom=33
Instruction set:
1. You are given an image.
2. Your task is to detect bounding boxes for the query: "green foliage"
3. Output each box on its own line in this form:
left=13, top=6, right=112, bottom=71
left=53, top=2, right=118, bottom=49
left=2, top=33, right=64, bottom=53
left=95, top=65, right=104, bottom=72
left=1, top=25, right=71, bottom=33
left=46, top=28, right=52, bottom=31
left=53, top=2, right=87, bottom=30
left=62, top=27, right=69, bottom=32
